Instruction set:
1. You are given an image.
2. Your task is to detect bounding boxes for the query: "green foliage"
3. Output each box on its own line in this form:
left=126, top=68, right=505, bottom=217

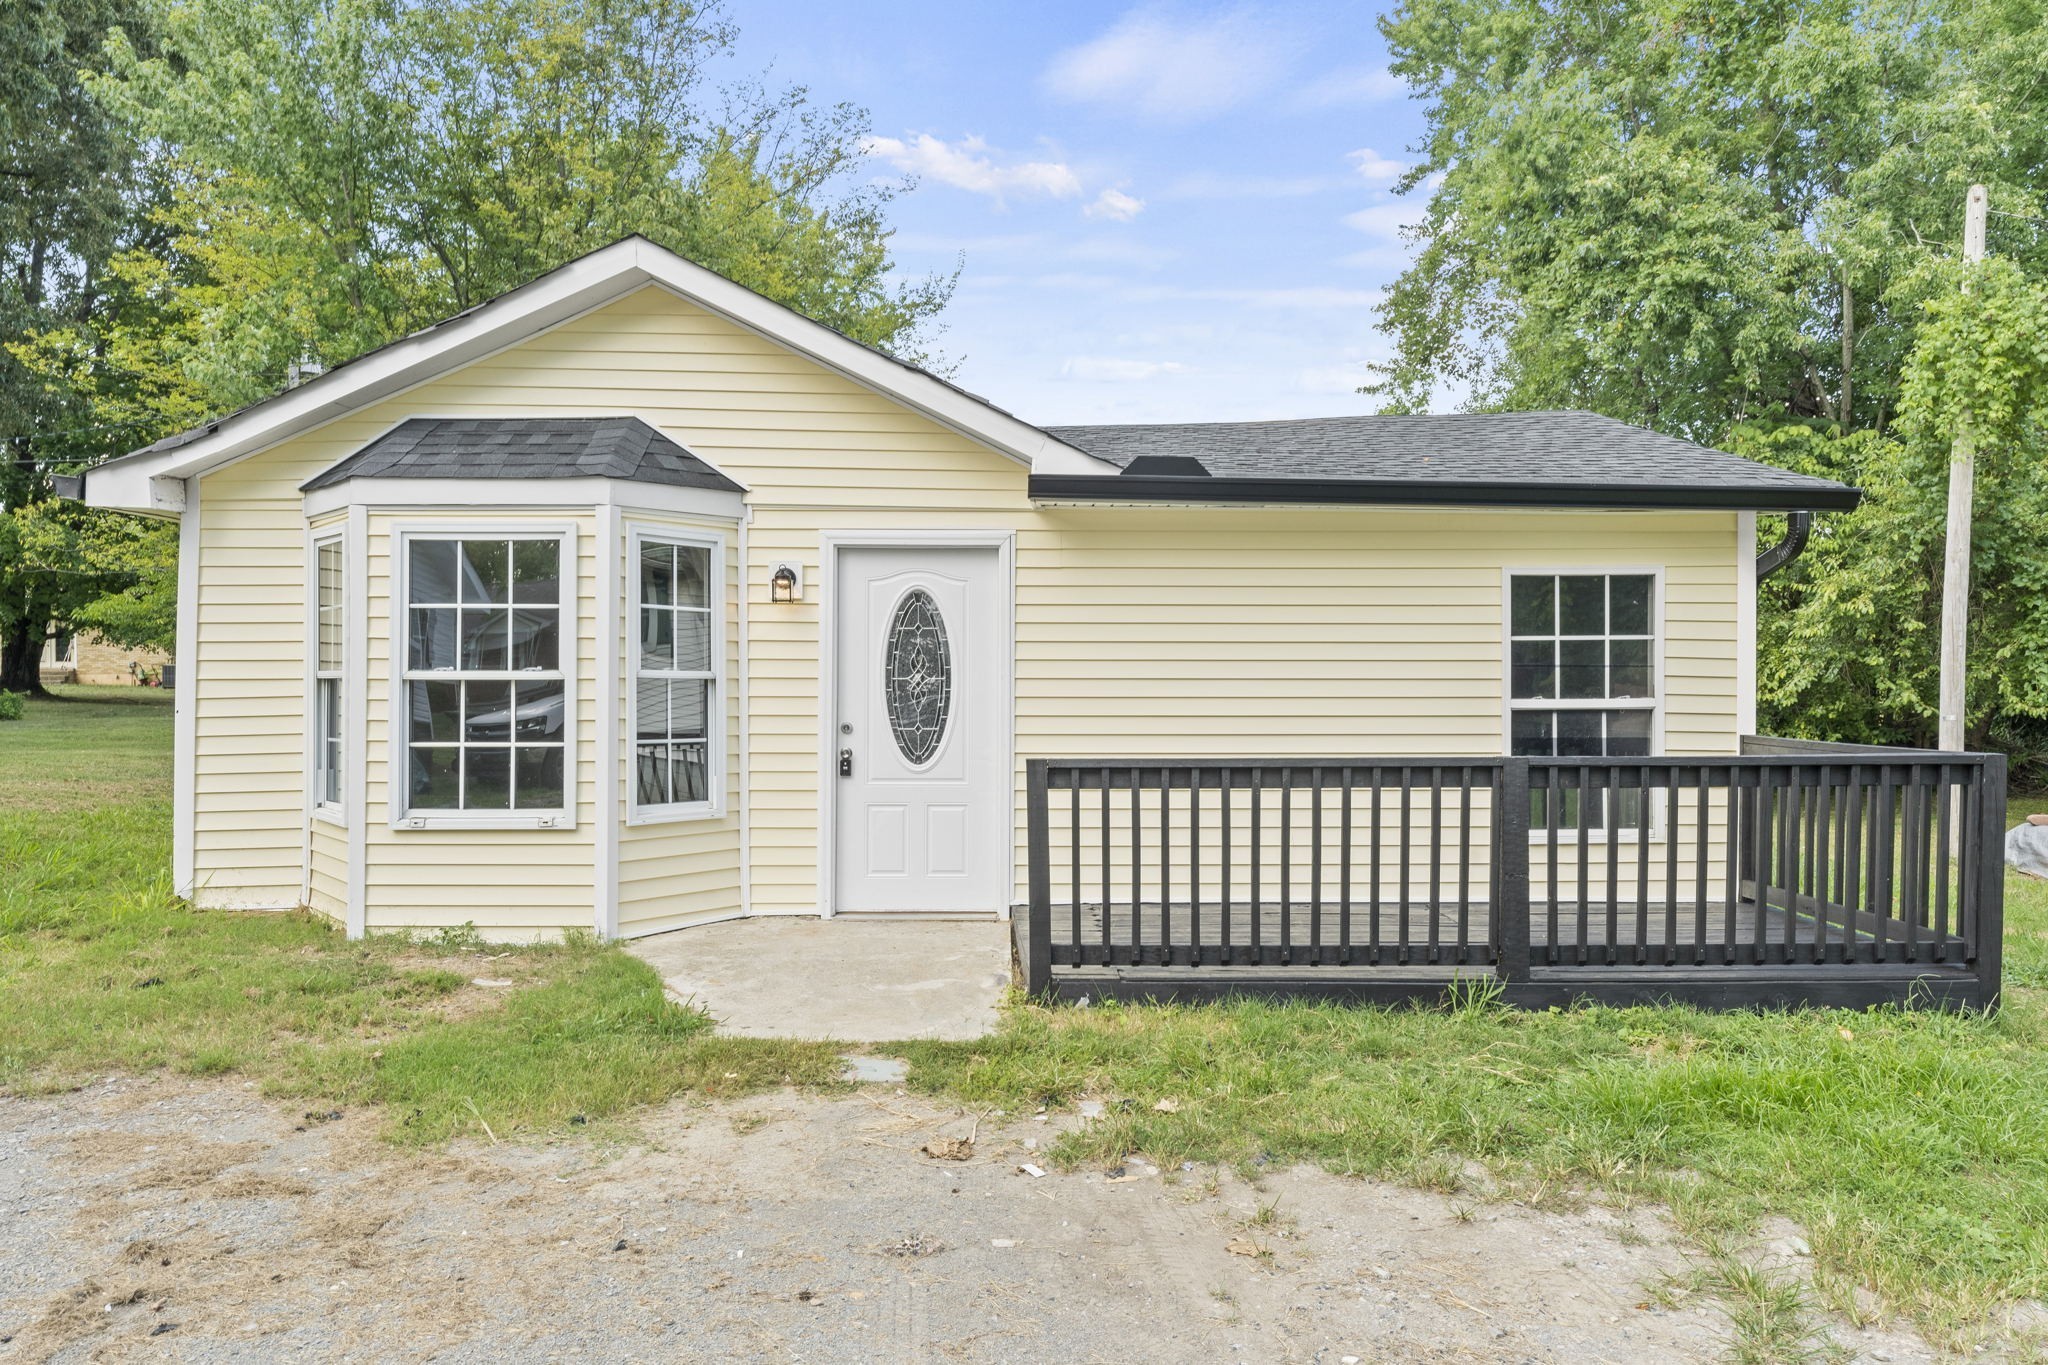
left=82, top=0, right=952, bottom=416
left=3, top=0, right=953, bottom=688
left=0, top=691, right=23, bottom=721
left=0, top=0, right=166, bottom=691
left=1376, top=0, right=2048, bottom=745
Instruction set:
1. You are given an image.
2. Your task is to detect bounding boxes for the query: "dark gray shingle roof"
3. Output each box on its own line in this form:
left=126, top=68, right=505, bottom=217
left=301, top=417, right=743, bottom=493
left=1040, top=411, right=1858, bottom=510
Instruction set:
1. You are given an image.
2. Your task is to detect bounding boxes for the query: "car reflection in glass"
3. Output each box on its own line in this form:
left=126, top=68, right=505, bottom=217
left=464, top=690, right=565, bottom=741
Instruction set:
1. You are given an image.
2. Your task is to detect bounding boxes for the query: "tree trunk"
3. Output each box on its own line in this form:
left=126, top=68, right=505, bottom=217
left=0, top=614, right=51, bottom=696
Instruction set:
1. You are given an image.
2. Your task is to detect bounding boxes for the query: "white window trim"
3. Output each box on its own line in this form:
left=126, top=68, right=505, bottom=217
left=309, top=530, right=347, bottom=825
left=389, top=521, right=580, bottom=831
left=1500, top=566, right=1666, bottom=842
left=626, top=524, right=726, bottom=825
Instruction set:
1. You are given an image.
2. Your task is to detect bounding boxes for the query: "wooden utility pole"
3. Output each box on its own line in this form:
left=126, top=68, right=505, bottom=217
left=1938, top=183, right=1988, bottom=752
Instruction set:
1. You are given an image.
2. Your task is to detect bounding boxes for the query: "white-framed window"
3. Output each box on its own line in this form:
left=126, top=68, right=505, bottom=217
left=630, top=529, right=723, bottom=820
left=1506, top=570, right=1660, bottom=832
left=313, top=535, right=345, bottom=813
left=396, top=530, right=575, bottom=826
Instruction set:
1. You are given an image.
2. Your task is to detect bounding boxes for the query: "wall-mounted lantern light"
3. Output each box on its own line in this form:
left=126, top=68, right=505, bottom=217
left=769, top=562, right=803, bottom=604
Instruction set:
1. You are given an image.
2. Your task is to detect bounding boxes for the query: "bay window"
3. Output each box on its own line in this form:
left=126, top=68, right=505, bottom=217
left=400, top=532, right=572, bottom=822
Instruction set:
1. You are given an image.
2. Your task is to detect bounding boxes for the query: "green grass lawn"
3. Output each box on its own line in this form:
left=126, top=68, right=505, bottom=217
left=0, top=686, right=842, bottom=1143
left=4, top=687, right=2047, bottom=1350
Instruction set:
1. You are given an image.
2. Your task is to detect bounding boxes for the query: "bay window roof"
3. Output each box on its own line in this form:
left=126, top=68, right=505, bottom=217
left=301, top=417, right=745, bottom=493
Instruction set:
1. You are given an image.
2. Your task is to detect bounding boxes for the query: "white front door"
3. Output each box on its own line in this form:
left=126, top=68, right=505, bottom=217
left=832, top=545, right=1006, bottom=913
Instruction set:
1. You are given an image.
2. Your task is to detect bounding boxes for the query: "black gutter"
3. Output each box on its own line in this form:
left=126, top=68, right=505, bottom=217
left=1754, top=510, right=1813, bottom=581
left=1028, top=474, right=1862, bottom=513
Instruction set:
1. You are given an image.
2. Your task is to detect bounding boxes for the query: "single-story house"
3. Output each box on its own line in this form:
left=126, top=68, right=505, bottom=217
left=77, top=236, right=2005, bottom=1009
left=40, top=629, right=172, bottom=687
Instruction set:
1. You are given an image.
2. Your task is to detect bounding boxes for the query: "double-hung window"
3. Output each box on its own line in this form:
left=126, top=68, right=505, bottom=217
left=632, top=533, right=720, bottom=818
left=401, top=534, right=571, bottom=821
left=1507, top=572, right=1658, bottom=831
left=313, top=536, right=344, bottom=812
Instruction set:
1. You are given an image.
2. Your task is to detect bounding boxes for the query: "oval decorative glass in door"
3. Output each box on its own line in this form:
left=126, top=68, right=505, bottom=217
left=884, top=588, right=951, bottom=765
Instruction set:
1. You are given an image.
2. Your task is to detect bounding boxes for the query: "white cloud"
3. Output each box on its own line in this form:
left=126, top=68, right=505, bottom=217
left=1296, top=359, right=1381, bottom=394
left=1062, top=356, right=1192, bottom=382
left=1291, top=64, right=1405, bottom=109
left=1343, top=201, right=1425, bottom=244
left=1084, top=188, right=1146, bottom=222
left=861, top=133, right=1082, bottom=200
left=1043, top=7, right=1299, bottom=122
left=1347, top=147, right=1407, bottom=183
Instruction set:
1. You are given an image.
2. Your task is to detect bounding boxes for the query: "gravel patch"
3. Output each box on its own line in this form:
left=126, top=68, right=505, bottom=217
left=0, top=1077, right=1947, bottom=1362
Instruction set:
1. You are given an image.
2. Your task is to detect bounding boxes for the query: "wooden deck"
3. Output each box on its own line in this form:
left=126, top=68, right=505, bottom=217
left=1022, top=749, right=2005, bottom=1012
left=1049, top=899, right=1972, bottom=967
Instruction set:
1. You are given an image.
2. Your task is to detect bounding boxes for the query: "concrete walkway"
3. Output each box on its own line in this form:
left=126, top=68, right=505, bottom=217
left=626, top=916, right=1013, bottom=1042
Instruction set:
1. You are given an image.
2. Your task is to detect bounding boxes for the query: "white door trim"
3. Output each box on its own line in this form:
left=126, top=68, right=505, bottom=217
left=816, top=530, right=1016, bottom=919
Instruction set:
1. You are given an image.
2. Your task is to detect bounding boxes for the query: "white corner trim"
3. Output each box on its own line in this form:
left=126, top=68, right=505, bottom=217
left=345, top=511, right=369, bottom=938
left=172, top=481, right=200, bottom=899
left=737, top=509, right=753, bottom=920
left=595, top=503, right=621, bottom=939
left=814, top=529, right=1018, bottom=920
left=81, top=237, right=1112, bottom=514
left=1737, top=511, right=1758, bottom=741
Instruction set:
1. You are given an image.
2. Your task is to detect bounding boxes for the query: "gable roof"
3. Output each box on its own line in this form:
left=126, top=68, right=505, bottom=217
left=81, top=235, right=1115, bottom=512
left=75, top=235, right=1857, bottom=518
left=301, top=417, right=744, bottom=493
left=1035, top=411, right=1860, bottom=511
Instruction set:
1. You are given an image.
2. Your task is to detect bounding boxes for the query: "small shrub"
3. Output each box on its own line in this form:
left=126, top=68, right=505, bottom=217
left=0, top=691, right=24, bottom=721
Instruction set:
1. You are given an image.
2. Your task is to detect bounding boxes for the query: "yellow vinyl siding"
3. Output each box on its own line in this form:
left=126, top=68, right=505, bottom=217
left=307, top=821, right=346, bottom=921
left=185, top=279, right=1746, bottom=933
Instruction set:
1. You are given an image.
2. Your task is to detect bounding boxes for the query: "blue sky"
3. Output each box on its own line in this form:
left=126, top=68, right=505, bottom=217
left=709, top=2, right=1432, bottom=426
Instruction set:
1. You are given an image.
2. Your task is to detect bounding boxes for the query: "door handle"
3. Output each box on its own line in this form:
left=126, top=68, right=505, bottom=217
left=839, top=748, right=853, bottom=778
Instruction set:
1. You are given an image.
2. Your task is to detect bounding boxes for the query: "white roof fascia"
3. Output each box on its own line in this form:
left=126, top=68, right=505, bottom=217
left=86, top=237, right=1113, bottom=514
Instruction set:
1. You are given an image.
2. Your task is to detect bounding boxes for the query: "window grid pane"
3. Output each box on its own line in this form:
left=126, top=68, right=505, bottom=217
left=1508, top=571, right=1657, bottom=832
left=402, top=536, right=567, bottom=815
left=315, top=538, right=344, bottom=807
left=632, top=538, right=718, bottom=812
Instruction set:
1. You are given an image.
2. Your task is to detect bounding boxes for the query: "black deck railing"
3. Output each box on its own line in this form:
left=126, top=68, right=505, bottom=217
left=1020, top=742, right=2005, bottom=1010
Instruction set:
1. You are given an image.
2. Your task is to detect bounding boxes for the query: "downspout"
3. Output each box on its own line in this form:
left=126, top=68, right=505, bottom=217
left=1754, top=511, right=1812, bottom=582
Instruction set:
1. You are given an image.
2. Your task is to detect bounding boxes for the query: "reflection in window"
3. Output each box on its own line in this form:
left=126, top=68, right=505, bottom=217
left=314, top=537, right=344, bottom=807
left=633, top=539, right=717, bottom=812
left=402, top=537, right=566, bottom=813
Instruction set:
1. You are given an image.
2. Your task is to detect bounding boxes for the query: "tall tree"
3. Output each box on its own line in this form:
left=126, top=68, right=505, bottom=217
left=0, top=0, right=163, bottom=693
left=1374, top=0, right=2048, bottom=749
left=89, top=0, right=952, bottom=417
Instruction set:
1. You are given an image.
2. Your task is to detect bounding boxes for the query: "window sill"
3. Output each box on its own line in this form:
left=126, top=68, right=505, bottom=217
left=1530, top=829, right=1663, bottom=844
left=626, top=802, right=724, bottom=828
left=390, top=813, right=578, bottom=832
left=311, top=804, right=346, bottom=828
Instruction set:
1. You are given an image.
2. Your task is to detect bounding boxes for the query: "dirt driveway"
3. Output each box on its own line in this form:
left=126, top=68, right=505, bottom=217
left=1, top=1078, right=1940, bottom=1363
